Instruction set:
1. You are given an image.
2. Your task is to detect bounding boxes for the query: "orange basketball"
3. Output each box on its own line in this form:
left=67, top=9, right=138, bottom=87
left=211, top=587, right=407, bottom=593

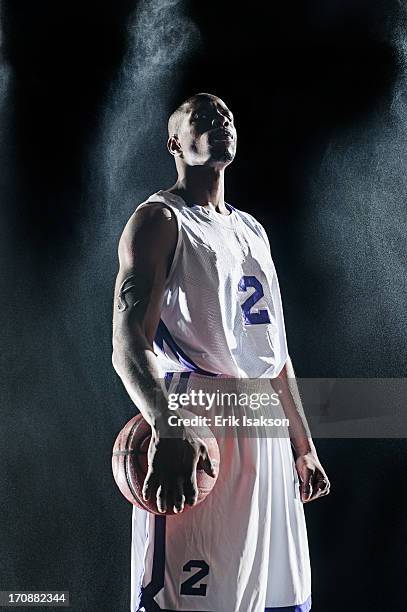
left=112, top=412, right=220, bottom=515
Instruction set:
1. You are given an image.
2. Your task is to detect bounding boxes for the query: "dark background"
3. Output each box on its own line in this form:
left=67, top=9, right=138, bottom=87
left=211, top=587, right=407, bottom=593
left=0, top=0, right=406, bottom=610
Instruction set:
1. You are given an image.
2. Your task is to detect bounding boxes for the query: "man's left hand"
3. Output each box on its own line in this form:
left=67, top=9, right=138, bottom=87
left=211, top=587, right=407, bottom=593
left=295, top=452, right=331, bottom=503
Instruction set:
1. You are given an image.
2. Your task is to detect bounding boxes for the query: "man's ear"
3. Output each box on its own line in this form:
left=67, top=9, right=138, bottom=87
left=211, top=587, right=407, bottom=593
left=167, top=136, right=182, bottom=157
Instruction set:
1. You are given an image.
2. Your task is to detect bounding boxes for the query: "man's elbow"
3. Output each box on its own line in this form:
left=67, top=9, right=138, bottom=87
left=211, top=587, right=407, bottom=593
left=111, top=327, right=148, bottom=377
left=111, top=331, right=127, bottom=377
left=111, top=319, right=130, bottom=376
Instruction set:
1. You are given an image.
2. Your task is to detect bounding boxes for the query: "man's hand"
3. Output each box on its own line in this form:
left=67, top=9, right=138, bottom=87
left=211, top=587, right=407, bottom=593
left=295, top=451, right=331, bottom=503
left=142, top=420, right=216, bottom=514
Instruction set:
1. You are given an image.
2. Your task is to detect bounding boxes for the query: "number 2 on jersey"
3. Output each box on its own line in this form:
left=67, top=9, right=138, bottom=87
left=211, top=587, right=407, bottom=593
left=238, top=275, right=271, bottom=325
left=180, top=560, right=209, bottom=596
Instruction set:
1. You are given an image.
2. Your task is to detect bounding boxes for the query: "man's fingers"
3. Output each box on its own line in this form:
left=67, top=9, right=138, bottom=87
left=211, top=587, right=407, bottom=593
left=156, top=483, right=168, bottom=513
left=143, top=436, right=218, bottom=512
left=184, top=480, right=198, bottom=506
left=147, top=476, right=187, bottom=513
left=173, top=493, right=186, bottom=514
left=142, top=470, right=157, bottom=502
left=300, top=467, right=313, bottom=503
left=315, top=476, right=330, bottom=497
left=183, top=441, right=201, bottom=506
left=301, top=481, right=312, bottom=503
left=183, top=477, right=194, bottom=506
left=173, top=476, right=186, bottom=514
left=200, top=446, right=216, bottom=478
left=184, top=470, right=199, bottom=507
left=308, top=474, right=331, bottom=502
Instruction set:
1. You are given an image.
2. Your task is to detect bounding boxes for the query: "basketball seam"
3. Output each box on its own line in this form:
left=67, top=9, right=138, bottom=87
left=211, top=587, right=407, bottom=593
left=124, top=419, right=158, bottom=514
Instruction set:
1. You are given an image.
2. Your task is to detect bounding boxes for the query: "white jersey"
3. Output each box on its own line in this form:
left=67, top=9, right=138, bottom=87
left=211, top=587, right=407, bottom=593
left=130, top=191, right=312, bottom=612
left=138, top=190, right=288, bottom=379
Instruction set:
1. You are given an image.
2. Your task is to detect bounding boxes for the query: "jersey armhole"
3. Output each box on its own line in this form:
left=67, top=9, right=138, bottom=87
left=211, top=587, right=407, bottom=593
left=136, top=200, right=182, bottom=287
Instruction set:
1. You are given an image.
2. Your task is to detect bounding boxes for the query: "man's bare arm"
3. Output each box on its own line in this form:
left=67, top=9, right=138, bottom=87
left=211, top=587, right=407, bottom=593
left=270, top=356, right=331, bottom=503
left=112, top=203, right=215, bottom=514
left=112, top=204, right=175, bottom=428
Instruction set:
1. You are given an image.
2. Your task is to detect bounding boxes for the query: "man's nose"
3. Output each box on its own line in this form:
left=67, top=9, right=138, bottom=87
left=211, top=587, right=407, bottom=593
left=211, top=114, right=229, bottom=128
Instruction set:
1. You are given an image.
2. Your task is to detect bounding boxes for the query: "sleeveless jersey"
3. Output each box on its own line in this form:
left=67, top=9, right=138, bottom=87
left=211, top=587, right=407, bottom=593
left=137, top=190, right=288, bottom=379
left=130, top=191, right=312, bottom=612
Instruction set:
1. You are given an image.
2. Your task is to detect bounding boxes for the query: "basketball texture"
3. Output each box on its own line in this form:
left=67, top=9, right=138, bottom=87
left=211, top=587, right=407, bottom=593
left=112, top=412, right=220, bottom=515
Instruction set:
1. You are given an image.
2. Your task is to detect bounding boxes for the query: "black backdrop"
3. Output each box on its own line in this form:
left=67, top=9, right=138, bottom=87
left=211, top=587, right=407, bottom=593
left=0, top=1, right=406, bottom=611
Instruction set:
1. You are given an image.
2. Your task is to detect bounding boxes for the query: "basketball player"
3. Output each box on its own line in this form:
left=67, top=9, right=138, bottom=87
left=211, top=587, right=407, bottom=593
left=112, top=93, right=330, bottom=612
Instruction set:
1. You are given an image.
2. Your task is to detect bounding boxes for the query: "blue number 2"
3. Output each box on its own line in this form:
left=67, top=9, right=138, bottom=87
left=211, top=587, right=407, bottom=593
left=180, top=560, right=209, bottom=596
left=238, top=275, right=271, bottom=325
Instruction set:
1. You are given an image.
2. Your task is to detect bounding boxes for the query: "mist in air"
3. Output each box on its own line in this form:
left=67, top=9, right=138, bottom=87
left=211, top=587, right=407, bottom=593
left=0, top=0, right=201, bottom=604
left=285, top=1, right=407, bottom=377
left=93, top=0, right=200, bottom=236
left=0, top=2, right=406, bottom=610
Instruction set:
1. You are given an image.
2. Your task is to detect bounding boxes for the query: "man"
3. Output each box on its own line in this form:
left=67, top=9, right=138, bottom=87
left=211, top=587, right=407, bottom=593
left=112, top=92, right=330, bottom=612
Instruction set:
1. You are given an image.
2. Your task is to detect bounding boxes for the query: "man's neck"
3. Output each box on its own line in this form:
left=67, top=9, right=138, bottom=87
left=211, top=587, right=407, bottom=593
left=168, top=167, right=229, bottom=215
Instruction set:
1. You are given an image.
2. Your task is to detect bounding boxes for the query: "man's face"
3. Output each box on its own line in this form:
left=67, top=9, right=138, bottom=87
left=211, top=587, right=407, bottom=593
left=174, top=96, right=237, bottom=167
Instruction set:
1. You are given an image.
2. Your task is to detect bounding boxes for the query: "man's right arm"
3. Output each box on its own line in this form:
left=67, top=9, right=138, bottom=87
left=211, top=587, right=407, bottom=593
left=112, top=203, right=176, bottom=429
left=112, top=203, right=215, bottom=514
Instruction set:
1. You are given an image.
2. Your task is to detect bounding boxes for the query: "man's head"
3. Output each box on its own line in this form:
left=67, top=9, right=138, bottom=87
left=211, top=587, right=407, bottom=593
left=167, top=93, right=237, bottom=170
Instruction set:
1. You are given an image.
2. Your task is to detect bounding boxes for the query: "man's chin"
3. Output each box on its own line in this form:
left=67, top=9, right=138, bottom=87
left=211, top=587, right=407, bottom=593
left=210, top=148, right=236, bottom=165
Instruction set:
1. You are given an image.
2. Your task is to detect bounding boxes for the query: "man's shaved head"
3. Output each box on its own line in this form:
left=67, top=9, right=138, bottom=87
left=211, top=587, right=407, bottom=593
left=167, top=92, right=236, bottom=169
left=168, top=92, right=219, bottom=137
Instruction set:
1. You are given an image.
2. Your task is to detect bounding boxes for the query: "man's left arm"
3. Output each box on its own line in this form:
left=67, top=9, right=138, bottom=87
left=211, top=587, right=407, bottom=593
left=270, top=356, right=331, bottom=503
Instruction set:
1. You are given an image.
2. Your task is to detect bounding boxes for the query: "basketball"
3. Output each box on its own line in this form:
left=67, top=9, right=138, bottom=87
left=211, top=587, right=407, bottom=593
left=112, top=412, right=220, bottom=515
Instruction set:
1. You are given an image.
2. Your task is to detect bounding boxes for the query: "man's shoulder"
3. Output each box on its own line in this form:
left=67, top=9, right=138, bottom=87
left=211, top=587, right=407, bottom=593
left=118, top=193, right=178, bottom=253
left=127, top=191, right=178, bottom=225
left=125, top=190, right=183, bottom=227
